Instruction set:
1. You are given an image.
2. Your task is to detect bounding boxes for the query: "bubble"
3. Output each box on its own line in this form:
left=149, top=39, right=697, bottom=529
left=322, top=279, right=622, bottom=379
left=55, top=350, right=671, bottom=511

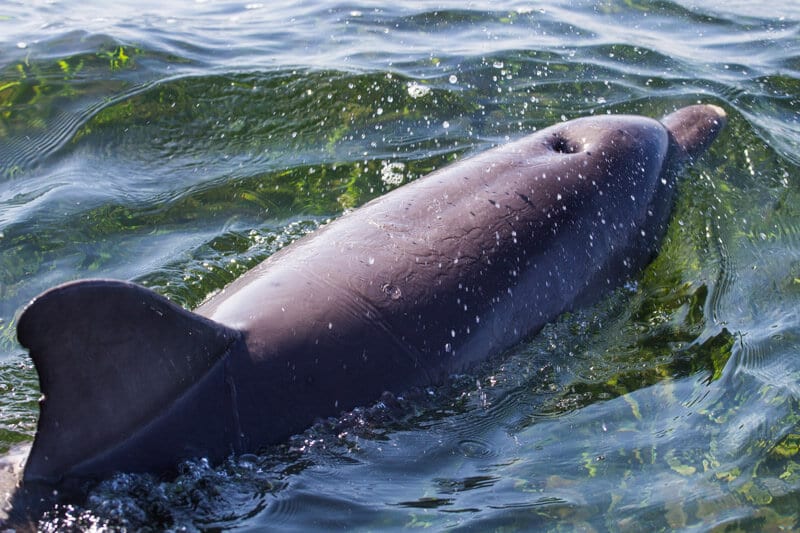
left=407, top=82, right=431, bottom=98
left=380, top=161, right=405, bottom=186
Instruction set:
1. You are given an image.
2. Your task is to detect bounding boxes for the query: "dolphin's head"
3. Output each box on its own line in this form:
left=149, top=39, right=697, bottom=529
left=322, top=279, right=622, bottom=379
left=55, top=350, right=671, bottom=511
left=527, top=104, right=727, bottom=179
left=498, top=104, right=727, bottom=295
left=518, top=105, right=727, bottom=236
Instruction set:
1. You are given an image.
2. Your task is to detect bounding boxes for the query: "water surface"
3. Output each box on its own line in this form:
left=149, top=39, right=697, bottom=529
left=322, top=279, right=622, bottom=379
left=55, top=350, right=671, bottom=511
left=1, top=0, right=799, bottom=530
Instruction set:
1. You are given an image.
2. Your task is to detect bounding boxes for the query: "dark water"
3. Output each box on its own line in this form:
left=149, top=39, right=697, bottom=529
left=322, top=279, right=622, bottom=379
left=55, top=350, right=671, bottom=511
left=1, top=0, right=800, bottom=530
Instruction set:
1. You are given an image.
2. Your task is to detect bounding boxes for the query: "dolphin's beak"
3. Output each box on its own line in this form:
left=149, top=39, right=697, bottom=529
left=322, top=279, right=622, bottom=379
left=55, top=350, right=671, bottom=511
left=661, top=104, right=727, bottom=160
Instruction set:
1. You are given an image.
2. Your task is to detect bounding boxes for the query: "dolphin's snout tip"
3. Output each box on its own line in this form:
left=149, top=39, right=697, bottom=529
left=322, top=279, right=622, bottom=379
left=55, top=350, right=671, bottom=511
left=703, top=104, right=727, bottom=128
left=707, top=104, right=727, bottom=120
left=661, top=103, right=727, bottom=159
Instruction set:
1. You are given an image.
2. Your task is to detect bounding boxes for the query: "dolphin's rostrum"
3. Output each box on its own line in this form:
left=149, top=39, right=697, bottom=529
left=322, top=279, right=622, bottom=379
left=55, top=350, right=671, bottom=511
left=16, top=105, right=727, bottom=486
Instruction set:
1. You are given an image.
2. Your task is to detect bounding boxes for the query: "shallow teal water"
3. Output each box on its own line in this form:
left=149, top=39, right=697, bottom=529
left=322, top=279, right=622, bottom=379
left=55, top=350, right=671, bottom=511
left=1, top=0, right=800, bottom=530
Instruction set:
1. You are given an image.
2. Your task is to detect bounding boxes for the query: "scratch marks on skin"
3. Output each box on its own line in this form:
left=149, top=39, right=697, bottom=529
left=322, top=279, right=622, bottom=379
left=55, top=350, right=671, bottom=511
left=517, top=192, right=536, bottom=210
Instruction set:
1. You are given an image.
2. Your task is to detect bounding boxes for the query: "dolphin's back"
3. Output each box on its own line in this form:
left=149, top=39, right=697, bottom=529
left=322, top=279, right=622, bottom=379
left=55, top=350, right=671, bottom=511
left=199, top=115, right=672, bottom=372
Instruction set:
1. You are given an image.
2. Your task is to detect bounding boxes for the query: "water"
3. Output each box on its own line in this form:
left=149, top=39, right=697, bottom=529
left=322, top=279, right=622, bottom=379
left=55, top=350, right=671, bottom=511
left=1, top=0, right=799, bottom=530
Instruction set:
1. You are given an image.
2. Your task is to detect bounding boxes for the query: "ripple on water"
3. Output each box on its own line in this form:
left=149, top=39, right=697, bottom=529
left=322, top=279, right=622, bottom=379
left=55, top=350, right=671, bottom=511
left=2, top=0, right=800, bottom=530
left=736, top=328, right=800, bottom=399
left=456, top=437, right=497, bottom=459
left=262, top=490, right=377, bottom=530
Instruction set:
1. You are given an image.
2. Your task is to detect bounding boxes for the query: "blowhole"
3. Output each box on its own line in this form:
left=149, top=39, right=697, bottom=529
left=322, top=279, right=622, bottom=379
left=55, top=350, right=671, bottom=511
left=550, top=134, right=580, bottom=154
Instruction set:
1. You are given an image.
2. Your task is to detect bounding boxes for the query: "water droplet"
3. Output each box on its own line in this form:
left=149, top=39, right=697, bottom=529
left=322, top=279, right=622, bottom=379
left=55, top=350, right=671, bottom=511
left=382, top=283, right=402, bottom=300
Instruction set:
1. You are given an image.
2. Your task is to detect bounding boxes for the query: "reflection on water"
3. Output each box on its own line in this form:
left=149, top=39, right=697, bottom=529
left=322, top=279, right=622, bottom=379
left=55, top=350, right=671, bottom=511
left=1, top=0, right=800, bottom=530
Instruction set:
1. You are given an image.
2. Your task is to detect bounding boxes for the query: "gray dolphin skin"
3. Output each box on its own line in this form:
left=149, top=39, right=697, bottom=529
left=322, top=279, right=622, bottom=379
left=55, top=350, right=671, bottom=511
left=16, top=104, right=726, bottom=486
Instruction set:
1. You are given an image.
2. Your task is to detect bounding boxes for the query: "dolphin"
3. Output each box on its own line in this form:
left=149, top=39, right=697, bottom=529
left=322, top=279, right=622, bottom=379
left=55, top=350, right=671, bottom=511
left=15, top=104, right=726, bottom=487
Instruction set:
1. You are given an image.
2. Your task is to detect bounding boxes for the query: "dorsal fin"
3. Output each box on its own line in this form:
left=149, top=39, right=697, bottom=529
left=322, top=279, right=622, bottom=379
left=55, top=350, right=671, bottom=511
left=17, top=280, right=241, bottom=483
